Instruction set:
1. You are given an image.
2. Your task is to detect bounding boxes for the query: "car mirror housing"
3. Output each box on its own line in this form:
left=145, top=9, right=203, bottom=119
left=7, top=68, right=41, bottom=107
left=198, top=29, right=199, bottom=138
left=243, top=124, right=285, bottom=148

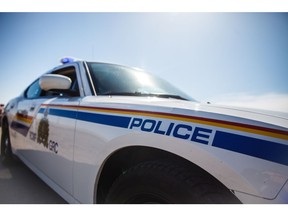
left=39, top=74, right=72, bottom=91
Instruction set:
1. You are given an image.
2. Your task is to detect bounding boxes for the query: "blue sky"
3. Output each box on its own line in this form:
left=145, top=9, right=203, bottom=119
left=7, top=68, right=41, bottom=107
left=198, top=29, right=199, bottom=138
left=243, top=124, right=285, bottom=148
left=0, top=13, right=287, bottom=111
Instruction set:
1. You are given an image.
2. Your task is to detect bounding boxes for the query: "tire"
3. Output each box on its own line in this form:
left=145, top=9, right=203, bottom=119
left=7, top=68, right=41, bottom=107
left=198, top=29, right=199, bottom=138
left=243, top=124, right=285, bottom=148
left=1, top=120, right=12, bottom=160
left=105, top=160, right=241, bottom=204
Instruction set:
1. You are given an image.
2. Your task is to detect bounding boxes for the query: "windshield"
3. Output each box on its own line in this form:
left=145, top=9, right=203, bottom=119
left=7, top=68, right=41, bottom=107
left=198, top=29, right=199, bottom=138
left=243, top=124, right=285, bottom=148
left=87, top=62, right=195, bottom=101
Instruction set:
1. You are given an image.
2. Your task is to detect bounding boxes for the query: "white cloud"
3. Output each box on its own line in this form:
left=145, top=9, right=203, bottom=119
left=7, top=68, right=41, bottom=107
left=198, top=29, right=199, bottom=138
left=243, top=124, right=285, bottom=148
left=208, top=93, right=288, bottom=113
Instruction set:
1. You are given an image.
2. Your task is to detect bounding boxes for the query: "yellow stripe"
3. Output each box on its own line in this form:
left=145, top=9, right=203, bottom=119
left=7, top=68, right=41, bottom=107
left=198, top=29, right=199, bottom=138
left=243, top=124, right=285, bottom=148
left=16, top=116, right=33, bottom=124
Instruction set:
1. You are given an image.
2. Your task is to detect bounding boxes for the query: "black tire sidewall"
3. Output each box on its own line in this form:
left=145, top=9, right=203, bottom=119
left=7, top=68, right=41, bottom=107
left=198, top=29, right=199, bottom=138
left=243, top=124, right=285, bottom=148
left=1, top=121, right=12, bottom=158
left=106, top=165, right=193, bottom=203
left=105, top=161, right=239, bottom=204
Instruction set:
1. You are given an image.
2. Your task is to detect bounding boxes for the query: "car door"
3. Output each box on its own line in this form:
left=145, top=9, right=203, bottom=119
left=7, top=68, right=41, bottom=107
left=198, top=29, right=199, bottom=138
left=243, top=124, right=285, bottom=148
left=12, top=79, right=48, bottom=156
left=26, top=64, right=81, bottom=196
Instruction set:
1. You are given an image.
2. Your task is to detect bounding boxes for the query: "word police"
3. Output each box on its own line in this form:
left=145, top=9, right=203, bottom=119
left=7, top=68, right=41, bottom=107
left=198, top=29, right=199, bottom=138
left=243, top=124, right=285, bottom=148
left=129, top=117, right=214, bottom=145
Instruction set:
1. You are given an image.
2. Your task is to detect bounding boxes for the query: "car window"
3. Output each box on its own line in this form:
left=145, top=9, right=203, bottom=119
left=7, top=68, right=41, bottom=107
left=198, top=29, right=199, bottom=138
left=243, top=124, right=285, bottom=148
left=25, top=66, right=80, bottom=99
left=87, top=62, right=195, bottom=101
left=25, top=79, right=43, bottom=99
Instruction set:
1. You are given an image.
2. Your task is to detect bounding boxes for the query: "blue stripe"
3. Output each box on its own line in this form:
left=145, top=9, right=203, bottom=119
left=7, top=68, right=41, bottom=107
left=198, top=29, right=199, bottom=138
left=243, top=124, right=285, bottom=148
left=77, top=112, right=131, bottom=128
left=213, top=131, right=288, bottom=166
left=39, top=108, right=45, bottom=113
left=39, top=108, right=131, bottom=129
left=11, top=121, right=30, bottom=136
left=49, top=109, right=77, bottom=119
left=39, top=108, right=77, bottom=119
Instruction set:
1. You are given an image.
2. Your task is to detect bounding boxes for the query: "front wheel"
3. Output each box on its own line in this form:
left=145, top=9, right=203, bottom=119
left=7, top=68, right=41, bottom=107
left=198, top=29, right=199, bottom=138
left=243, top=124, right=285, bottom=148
left=1, top=120, right=12, bottom=160
left=105, top=160, right=241, bottom=204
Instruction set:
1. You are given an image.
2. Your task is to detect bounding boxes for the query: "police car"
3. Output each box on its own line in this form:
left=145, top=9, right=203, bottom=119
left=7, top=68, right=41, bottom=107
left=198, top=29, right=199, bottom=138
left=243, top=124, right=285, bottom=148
left=1, top=57, right=288, bottom=204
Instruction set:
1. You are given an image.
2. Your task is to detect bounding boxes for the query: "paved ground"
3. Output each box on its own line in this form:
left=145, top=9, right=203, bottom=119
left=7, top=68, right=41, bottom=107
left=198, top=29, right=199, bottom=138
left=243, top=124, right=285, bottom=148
left=0, top=129, right=67, bottom=204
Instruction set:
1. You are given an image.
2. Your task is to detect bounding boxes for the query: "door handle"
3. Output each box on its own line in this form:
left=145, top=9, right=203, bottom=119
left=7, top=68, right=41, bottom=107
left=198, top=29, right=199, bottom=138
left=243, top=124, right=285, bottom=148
left=30, top=105, right=36, bottom=111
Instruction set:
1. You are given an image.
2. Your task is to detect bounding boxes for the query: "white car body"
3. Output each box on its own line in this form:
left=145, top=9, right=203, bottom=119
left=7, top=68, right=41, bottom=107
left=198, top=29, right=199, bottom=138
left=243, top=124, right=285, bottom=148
left=1, top=59, right=288, bottom=204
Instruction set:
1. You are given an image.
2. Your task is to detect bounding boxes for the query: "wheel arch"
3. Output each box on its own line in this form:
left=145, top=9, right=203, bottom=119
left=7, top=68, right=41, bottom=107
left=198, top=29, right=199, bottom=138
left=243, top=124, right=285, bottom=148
left=95, top=145, right=241, bottom=203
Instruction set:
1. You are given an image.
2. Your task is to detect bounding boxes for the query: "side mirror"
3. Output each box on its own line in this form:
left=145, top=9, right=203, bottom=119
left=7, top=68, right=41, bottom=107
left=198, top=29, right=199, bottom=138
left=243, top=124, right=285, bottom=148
left=39, top=74, right=71, bottom=91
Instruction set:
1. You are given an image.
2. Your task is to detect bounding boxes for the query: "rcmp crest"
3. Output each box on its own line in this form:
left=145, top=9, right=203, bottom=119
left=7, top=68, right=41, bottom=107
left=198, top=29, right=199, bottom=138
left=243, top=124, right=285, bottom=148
left=37, top=108, right=49, bottom=148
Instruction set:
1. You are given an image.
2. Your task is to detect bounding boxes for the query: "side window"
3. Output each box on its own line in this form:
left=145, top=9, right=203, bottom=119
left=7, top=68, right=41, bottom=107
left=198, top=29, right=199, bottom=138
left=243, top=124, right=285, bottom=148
left=25, top=66, right=80, bottom=99
left=25, top=79, right=42, bottom=99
